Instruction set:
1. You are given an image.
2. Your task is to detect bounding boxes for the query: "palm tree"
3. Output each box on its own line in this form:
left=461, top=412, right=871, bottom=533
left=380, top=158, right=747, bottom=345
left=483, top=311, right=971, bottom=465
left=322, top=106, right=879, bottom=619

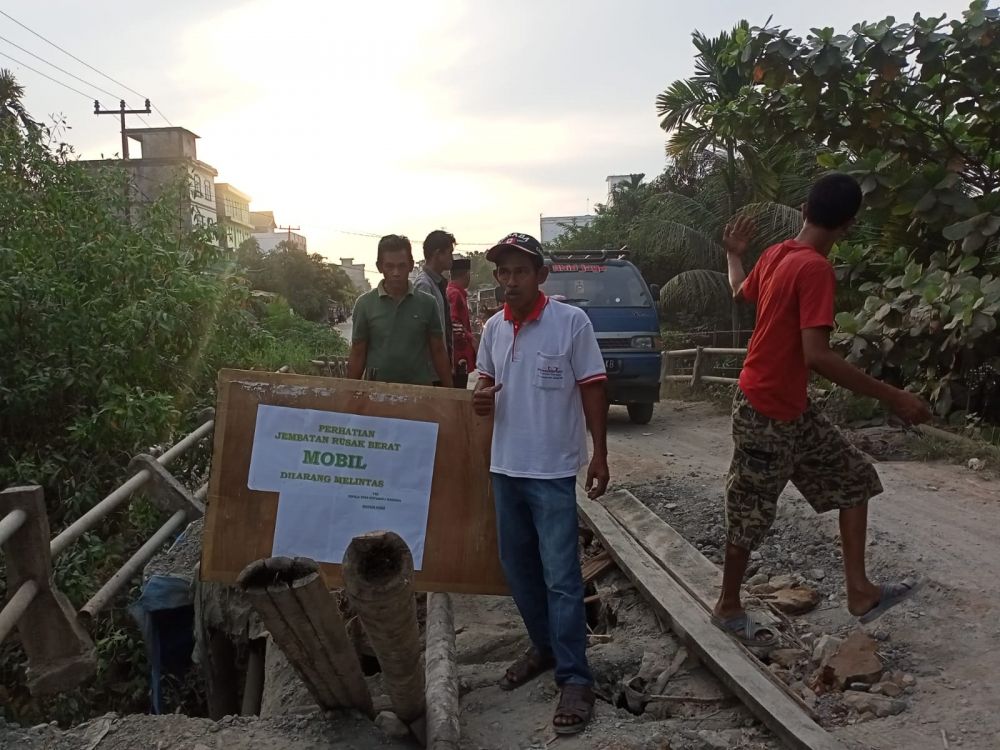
left=656, top=23, right=756, bottom=205
left=0, top=69, right=39, bottom=134
left=627, top=165, right=806, bottom=343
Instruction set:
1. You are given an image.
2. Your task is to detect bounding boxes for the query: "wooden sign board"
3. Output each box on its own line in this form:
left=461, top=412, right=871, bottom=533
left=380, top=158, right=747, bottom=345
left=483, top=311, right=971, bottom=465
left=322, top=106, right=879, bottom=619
left=201, top=369, right=508, bottom=595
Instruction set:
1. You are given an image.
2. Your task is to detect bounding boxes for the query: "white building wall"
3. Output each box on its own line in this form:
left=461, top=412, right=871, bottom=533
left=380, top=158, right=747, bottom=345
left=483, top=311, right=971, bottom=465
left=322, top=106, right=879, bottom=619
left=540, top=215, right=595, bottom=244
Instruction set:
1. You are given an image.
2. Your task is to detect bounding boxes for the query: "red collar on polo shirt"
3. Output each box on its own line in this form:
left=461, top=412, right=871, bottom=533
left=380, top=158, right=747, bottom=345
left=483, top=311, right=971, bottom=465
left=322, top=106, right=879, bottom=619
left=503, top=292, right=548, bottom=333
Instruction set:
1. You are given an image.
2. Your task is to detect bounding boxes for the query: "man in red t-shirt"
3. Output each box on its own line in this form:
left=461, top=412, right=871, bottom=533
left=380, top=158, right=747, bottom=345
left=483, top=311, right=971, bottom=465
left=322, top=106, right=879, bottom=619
left=447, top=257, right=477, bottom=388
left=713, top=173, right=931, bottom=645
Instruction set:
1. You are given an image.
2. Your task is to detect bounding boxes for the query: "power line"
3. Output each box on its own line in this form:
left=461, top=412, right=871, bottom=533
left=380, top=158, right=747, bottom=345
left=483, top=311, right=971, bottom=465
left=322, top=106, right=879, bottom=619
left=0, top=49, right=93, bottom=102
left=0, top=33, right=125, bottom=104
left=0, top=9, right=172, bottom=125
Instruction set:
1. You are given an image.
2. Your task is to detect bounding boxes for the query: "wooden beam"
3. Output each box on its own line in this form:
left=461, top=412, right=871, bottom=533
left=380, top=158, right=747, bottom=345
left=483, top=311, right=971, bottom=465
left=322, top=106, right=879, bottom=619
left=600, top=490, right=720, bottom=608
left=425, top=592, right=459, bottom=749
left=577, top=491, right=847, bottom=750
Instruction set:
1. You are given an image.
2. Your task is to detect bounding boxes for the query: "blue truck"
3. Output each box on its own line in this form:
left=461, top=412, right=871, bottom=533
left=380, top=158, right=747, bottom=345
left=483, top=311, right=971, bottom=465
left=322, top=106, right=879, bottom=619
left=541, top=251, right=662, bottom=424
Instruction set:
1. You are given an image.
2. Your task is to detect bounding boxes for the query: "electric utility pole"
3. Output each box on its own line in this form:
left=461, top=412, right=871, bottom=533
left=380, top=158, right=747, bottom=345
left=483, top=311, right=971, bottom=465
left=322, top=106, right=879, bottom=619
left=94, top=99, right=153, bottom=159
left=279, top=224, right=301, bottom=247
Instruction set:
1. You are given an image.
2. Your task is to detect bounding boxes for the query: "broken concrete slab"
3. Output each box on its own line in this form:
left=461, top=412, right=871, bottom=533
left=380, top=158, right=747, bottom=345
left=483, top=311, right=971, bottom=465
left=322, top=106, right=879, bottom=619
left=824, top=631, right=883, bottom=690
left=766, top=586, right=821, bottom=615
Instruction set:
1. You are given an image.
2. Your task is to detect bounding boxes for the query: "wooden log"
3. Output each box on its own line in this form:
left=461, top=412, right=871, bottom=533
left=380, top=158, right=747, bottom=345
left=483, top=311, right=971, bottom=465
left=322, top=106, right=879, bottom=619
left=287, top=558, right=373, bottom=716
left=0, top=486, right=96, bottom=695
left=240, top=638, right=266, bottom=716
left=237, top=557, right=372, bottom=713
left=425, top=592, right=459, bottom=749
left=576, top=491, right=847, bottom=750
left=342, top=531, right=425, bottom=724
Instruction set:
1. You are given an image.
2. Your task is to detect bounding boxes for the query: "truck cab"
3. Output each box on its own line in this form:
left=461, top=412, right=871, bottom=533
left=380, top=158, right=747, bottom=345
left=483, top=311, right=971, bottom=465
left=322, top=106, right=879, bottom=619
left=541, top=251, right=662, bottom=424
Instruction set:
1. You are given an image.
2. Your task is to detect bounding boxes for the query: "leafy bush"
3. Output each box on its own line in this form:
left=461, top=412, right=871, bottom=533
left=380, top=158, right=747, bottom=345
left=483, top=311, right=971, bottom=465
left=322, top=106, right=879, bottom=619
left=730, top=1, right=1000, bottom=414
left=0, top=105, right=345, bottom=723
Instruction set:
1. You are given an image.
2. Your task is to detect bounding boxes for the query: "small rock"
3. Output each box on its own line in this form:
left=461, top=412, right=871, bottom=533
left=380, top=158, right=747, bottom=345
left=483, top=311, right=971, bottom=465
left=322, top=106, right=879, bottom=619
left=665, top=503, right=678, bottom=510
left=968, top=457, right=986, bottom=472
left=901, top=673, right=917, bottom=688
left=768, top=573, right=798, bottom=589
left=768, top=663, right=793, bottom=684
left=809, top=568, right=826, bottom=581
left=843, top=691, right=906, bottom=718
left=770, top=648, right=807, bottom=669
left=812, top=635, right=844, bottom=666
left=750, top=550, right=763, bottom=561
left=800, top=632, right=816, bottom=649
left=847, top=682, right=871, bottom=692
left=826, top=631, right=883, bottom=689
left=870, top=681, right=904, bottom=698
left=768, top=585, right=821, bottom=615
left=374, top=711, right=410, bottom=739
left=747, top=573, right=770, bottom=586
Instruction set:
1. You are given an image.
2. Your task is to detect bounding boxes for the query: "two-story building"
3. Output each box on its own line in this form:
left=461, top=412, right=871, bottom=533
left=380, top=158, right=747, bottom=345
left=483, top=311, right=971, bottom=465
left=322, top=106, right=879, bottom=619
left=215, top=183, right=254, bottom=250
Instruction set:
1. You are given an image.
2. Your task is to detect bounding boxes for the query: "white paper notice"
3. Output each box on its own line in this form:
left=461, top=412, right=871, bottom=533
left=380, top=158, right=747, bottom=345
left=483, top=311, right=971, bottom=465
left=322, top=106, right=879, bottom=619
left=247, top=404, right=439, bottom=568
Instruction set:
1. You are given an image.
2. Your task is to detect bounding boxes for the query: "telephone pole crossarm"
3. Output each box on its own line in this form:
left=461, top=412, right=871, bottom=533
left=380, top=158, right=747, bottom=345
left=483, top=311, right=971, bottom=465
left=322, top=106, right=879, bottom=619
left=94, top=99, right=153, bottom=159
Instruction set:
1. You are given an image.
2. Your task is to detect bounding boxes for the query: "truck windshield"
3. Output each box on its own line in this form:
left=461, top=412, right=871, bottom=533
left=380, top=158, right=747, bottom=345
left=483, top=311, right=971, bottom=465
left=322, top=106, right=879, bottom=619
left=542, top=263, right=652, bottom=308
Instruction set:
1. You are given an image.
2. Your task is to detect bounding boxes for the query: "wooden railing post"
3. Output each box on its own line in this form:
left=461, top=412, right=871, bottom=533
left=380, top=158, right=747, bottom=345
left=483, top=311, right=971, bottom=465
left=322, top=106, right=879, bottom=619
left=690, top=345, right=705, bottom=387
left=0, top=486, right=96, bottom=695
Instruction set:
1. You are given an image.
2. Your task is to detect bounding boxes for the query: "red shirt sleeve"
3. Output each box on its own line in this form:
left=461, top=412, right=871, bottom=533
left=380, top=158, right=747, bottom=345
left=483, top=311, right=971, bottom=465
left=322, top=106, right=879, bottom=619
left=741, top=246, right=777, bottom=303
left=797, top=261, right=836, bottom=330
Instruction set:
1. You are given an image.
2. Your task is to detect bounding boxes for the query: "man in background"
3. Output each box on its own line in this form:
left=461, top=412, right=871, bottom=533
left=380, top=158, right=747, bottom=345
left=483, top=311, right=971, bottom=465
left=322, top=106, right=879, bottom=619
left=447, top=257, right=477, bottom=389
left=347, top=234, right=453, bottom=387
left=414, top=230, right=455, bottom=383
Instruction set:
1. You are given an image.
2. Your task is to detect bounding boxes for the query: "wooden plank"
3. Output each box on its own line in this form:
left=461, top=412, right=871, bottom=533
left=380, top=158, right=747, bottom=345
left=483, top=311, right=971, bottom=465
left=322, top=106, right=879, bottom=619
left=202, top=369, right=507, bottom=594
left=577, top=491, right=847, bottom=750
left=601, top=490, right=720, bottom=608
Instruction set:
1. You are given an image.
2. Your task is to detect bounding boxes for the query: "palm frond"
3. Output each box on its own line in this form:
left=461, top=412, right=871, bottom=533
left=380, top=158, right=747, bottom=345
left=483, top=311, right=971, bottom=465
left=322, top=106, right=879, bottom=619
left=631, top=217, right=726, bottom=273
left=656, top=79, right=712, bottom=132
left=659, top=269, right=734, bottom=326
left=737, top=202, right=803, bottom=252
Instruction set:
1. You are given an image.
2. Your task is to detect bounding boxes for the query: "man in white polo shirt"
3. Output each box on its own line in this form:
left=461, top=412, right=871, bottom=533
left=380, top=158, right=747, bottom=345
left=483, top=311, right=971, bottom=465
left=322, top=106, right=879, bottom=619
left=473, top=232, right=609, bottom=736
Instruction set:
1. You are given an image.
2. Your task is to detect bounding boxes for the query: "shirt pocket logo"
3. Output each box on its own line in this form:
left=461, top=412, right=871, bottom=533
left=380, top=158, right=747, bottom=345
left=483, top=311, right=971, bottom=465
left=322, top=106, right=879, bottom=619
left=533, top=352, right=569, bottom=390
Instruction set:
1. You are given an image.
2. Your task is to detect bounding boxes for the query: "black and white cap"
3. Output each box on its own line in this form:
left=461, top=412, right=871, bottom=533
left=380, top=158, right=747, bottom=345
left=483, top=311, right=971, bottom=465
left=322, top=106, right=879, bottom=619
left=485, top=232, right=545, bottom=263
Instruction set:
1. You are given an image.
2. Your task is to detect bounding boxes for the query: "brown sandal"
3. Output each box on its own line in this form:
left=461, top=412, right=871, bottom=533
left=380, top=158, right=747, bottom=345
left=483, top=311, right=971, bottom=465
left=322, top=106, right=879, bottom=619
left=553, top=684, right=595, bottom=735
left=498, top=648, right=555, bottom=691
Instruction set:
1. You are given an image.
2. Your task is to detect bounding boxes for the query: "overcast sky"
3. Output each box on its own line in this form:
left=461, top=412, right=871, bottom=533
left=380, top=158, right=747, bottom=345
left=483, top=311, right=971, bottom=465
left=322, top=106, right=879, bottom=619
left=2, top=0, right=974, bottom=273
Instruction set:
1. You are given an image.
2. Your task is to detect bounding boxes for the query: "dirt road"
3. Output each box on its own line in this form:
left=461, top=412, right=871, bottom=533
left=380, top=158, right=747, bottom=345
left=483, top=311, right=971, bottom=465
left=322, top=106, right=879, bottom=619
left=607, top=399, right=1000, bottom=749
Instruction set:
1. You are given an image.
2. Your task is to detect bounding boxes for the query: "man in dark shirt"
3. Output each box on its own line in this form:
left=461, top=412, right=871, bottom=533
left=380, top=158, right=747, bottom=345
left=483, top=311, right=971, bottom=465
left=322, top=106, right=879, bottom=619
left=347, top=234, right=452, bottom=386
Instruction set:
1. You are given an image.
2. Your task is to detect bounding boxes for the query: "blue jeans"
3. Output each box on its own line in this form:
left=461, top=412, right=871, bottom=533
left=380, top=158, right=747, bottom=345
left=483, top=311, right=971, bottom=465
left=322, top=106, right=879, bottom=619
left=491, top=473, right=592, bottom=686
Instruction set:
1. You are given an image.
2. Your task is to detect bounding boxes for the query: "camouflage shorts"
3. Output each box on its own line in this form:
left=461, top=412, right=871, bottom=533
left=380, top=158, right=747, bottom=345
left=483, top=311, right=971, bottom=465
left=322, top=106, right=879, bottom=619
left=725, top=389, right=883, bottom=551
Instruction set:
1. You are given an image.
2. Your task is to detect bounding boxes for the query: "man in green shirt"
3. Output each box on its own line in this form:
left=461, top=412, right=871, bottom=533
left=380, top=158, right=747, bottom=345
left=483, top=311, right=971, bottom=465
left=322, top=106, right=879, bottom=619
left=347, top=234, right=454, bottom=387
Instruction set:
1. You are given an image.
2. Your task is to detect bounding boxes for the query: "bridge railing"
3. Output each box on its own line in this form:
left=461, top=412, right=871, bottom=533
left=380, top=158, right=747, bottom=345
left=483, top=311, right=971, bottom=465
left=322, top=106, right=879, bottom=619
left=663, top=345, right=747, bottom=387
left=0, top=365, right=292, bottom=695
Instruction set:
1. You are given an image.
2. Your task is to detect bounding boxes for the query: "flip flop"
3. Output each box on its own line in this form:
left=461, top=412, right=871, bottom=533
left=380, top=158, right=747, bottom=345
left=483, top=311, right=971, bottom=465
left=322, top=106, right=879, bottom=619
left=712, top=611, right=777, bottom=648
left=858, top=580, right=921, bottom=624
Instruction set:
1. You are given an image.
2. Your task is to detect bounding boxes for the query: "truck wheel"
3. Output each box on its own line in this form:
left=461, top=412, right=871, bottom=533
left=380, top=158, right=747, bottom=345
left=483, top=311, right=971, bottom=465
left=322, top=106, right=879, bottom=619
left=627, top=403, right=654, bottom=425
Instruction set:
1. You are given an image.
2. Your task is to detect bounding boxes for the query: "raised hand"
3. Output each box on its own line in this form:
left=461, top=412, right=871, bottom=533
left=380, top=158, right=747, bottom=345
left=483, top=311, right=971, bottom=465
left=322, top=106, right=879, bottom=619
left=723, top=215, right=756, bottom=258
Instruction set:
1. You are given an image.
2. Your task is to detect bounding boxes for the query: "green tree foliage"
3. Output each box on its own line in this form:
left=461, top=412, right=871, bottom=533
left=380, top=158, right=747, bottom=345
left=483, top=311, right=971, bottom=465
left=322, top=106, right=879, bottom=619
left=0, top=80, right=345, bottom=722
left=732, top=1, right=1000, bottom=413
left=237, top=238, right=356, bottom=321
left=0, top=68, right=38, bottom=135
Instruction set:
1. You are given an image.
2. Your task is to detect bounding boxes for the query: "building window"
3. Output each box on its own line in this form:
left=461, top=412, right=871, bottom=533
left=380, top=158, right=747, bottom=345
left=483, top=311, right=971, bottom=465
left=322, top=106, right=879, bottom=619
left=190, top=174, right=202, bottom=198
left=204, top=179, right=213, bottom=200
